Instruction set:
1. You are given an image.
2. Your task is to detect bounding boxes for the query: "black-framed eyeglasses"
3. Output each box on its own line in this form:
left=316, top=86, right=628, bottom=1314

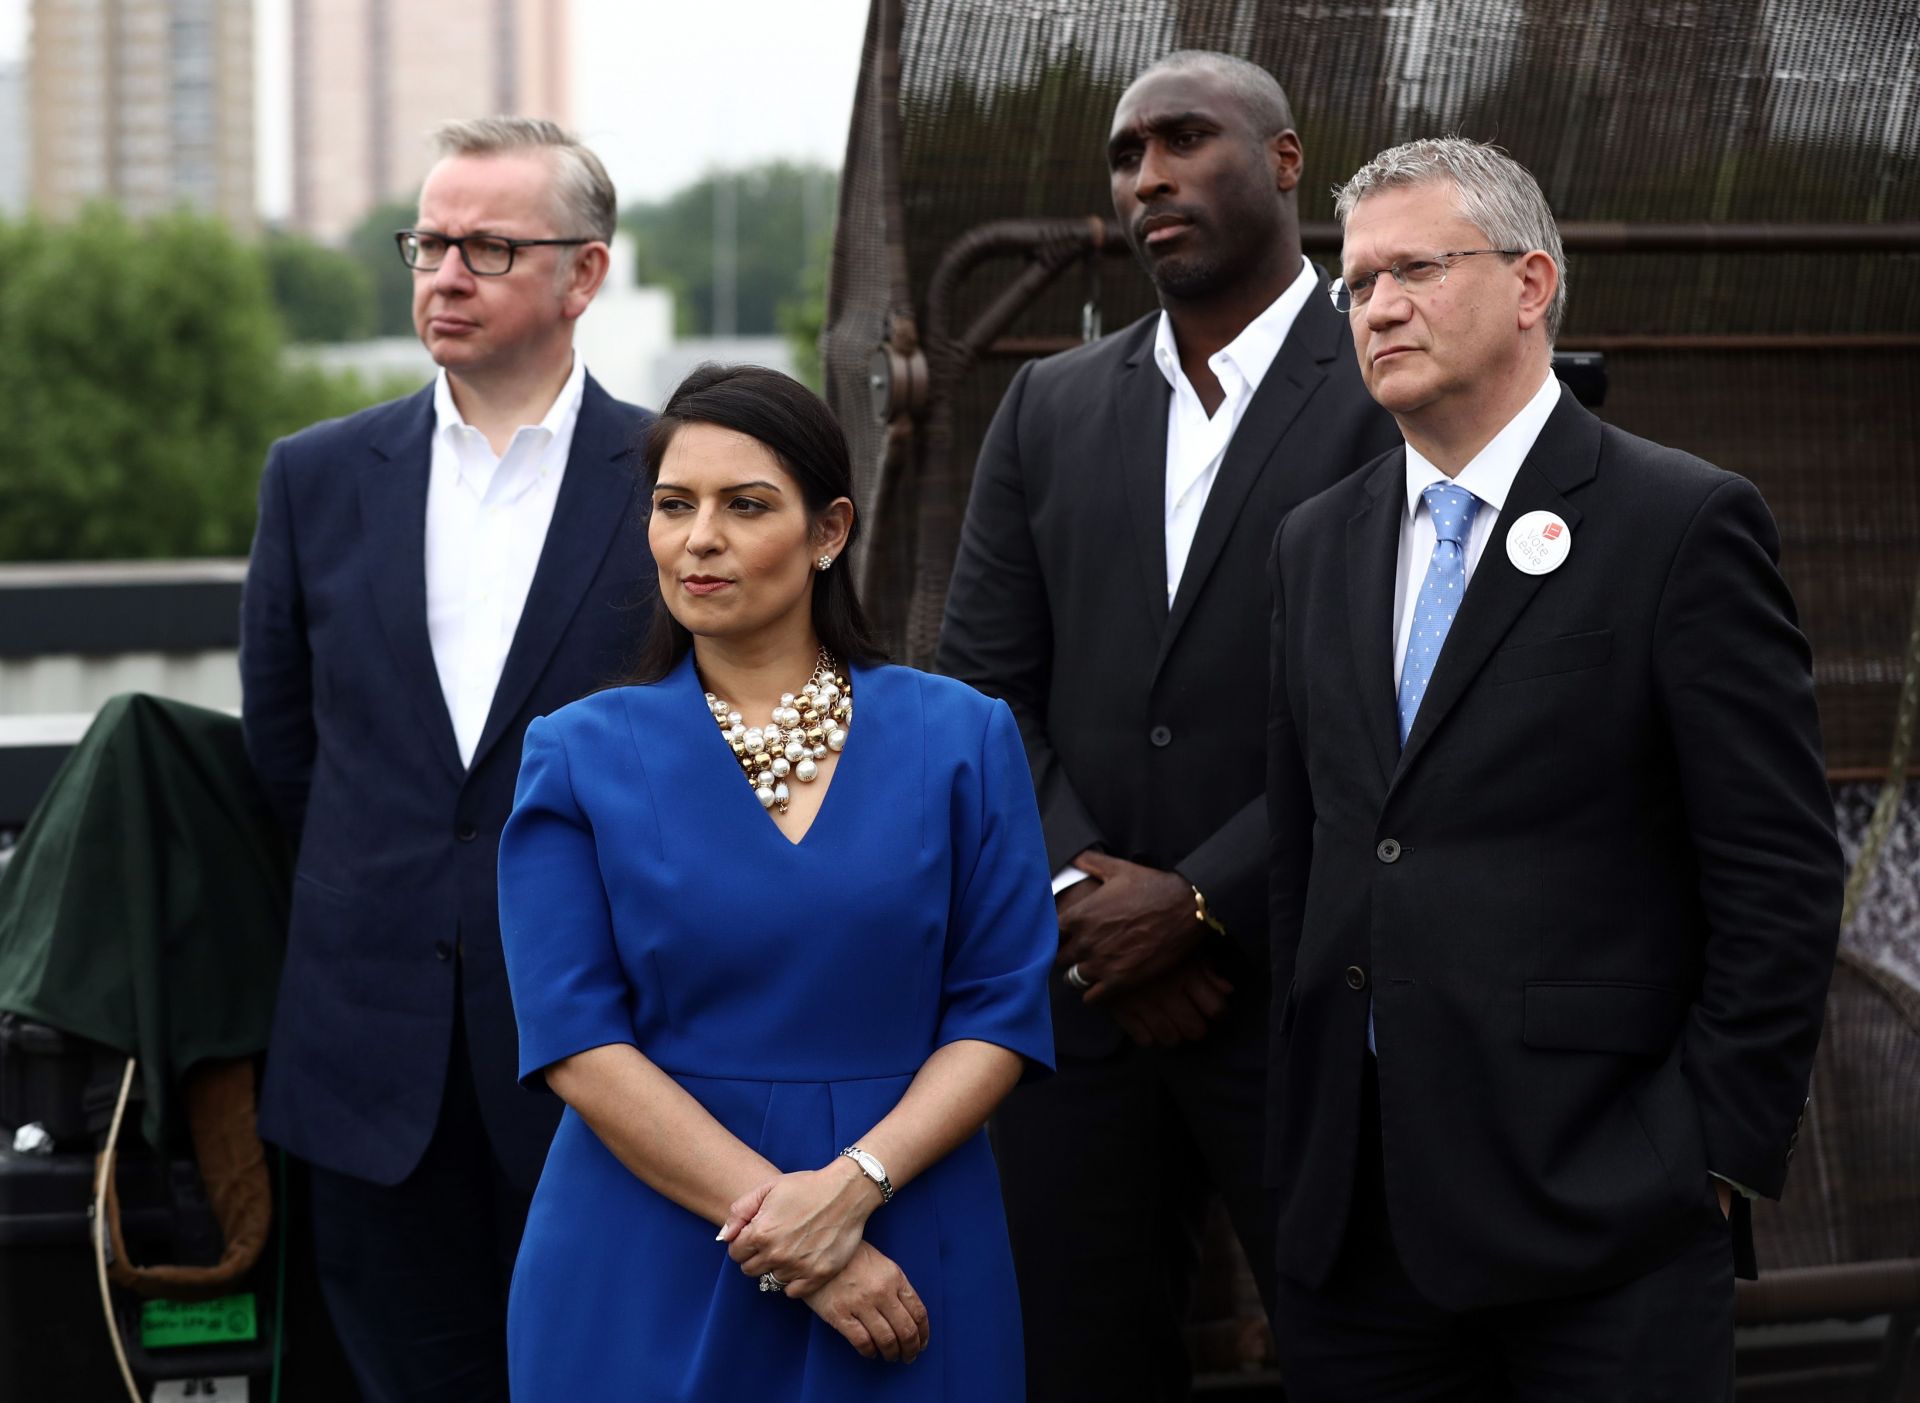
left=1329, top=249, right=1524, bottom=314
left=394, top=229, right=593, bottom=277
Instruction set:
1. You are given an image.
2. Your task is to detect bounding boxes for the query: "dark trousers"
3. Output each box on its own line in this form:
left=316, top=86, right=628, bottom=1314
left=307, top=994, right=533, bottom=1403
left=993, top=1031, right=1278, bottom=1402
left=1270, top=1062, right=1735, bottom=1403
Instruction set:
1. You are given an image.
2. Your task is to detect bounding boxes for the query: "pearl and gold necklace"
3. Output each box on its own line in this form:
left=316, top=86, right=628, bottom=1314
left=704, top=650, right=852, bottom=813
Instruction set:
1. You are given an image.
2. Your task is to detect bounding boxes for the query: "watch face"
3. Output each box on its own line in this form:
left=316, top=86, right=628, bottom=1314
left=845, top=1148, right=889, bottom=1190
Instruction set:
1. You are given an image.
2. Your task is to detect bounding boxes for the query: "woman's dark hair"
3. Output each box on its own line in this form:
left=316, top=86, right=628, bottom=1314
left=625, top=363, right=886, bottom=684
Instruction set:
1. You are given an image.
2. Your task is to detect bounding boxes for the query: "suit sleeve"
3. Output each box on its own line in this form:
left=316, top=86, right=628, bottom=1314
left=1264, top=514, right=1315, bottom=1003
left=1656, top=476, right=1842, bottom=1198
left=935, top=361, right=1105, bottom=871
left=498, top=717, right=637, bottom=1089
left=239, top=440, right=316, bottom=843
left=935, top=699, right=1058, bottom=1079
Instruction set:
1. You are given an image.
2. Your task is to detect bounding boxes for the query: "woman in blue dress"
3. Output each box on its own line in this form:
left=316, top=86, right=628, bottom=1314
left=497, top=364, right=1057, bottom=1400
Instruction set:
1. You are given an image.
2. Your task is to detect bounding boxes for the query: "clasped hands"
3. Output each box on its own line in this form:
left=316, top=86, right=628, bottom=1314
left=718, top=1158, right=928, bottom=1363
left=1058, top=851, right=1234, bottom=1047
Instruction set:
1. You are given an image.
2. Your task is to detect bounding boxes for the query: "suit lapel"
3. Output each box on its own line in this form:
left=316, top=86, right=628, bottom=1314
left=468, top=376, right=641, bottom=773
left=1158, top=291, right=1343, bottom=669
left=361, top=386, right=466, bottom=784
left=1347, top=454, right=1407, bottom=790
left=1112, top=322, right=1174, bottom=632
left=1390, top=388, right=1600, bottom=789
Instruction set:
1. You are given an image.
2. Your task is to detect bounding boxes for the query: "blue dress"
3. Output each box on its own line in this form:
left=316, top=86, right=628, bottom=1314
left=497, top=656, right=1056, bottom=1402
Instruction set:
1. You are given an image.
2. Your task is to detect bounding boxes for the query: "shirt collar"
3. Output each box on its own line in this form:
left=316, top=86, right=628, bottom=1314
left=1403, top=370, right=1563, bottom=519
left=432, top=353, right=588, bottom=455
left=1151, top=256, right=1320, bottom=397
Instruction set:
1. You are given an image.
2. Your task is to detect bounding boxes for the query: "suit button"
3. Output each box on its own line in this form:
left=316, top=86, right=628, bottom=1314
left=433, top=941, right=452, bottom=962
left=1376, top=838, right=1401, bottom=863
left=457, top=825, right=477, bottom=843
left=1345, top=966, right=1368, bottom=990
left=1149, top=725, right=1173, bottom=748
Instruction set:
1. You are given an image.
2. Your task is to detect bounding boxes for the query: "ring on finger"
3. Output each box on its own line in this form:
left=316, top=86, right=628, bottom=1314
left=758, top=1272, right=788, bottom=1294
left=1065, top=962, right=1091, bottom=990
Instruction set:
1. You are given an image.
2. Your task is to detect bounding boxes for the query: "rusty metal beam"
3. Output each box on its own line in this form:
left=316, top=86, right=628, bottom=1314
left=1299, top=221, right=1920, bottom=253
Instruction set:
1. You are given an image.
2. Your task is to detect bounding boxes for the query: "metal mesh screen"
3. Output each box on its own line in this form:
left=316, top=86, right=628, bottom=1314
left=824, top=0, right=1920, bottom=780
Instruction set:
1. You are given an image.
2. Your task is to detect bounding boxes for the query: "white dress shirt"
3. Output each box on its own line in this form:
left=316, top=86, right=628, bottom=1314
left=425, top=355, right=587, bottom=767
left=1153, top=255, right=1320, bottom=603
left=1053, top=260, right=1320, bottom=896
left=1391, top=371, right=1561, bottom=684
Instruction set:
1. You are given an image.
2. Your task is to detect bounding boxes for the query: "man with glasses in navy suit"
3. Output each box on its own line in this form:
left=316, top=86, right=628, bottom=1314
left=241, top=117, right=651, bottom=1403
left=1262, top=137, right=1839, bottom=1401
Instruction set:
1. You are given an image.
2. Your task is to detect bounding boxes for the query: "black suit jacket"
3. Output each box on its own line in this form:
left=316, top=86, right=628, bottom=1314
left=939, top=291, right=1399, bottom=1056
left=1265, top=387, right=1841, bottom=1310
left=240, top=374, right=653, bottom=1193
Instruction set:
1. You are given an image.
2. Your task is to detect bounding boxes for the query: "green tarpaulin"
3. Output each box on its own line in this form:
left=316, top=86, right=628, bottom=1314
left=0, top=694, right=289, bottom=1148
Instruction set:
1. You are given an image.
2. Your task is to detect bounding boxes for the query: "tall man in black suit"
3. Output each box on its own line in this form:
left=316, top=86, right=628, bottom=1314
left=240, top=118, right=651, bottom=1402
left=938, top=52, right=1398, bottom=1400
left=1263, top=137, right=1841, bottom=1400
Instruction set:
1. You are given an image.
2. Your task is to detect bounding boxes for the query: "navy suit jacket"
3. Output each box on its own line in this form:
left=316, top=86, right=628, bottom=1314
left=1265, top=389, right=1841, bottom=1309
left=938, top=295, right=1400, bottom=1059
left=240, top=373, right=653, bottom=1192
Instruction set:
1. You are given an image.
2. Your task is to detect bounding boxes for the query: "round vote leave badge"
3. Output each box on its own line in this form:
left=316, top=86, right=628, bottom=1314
left=1506, top=510, right=1572, bottom=575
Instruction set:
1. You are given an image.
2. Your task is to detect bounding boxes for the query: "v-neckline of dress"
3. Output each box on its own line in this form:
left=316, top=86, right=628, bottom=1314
left=685, top=653, right=862, bottom=849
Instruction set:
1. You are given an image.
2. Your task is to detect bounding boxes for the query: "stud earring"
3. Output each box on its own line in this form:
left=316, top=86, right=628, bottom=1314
left=817, top=554, right=834, bottom=571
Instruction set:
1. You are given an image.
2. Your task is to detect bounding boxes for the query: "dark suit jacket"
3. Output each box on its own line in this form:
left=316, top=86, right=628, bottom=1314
left=939, top=291, right=1399, bottom=1056
left=1265, top=386, right=1842, bottom=1310
left=240, top=373, right=653, bottom=1193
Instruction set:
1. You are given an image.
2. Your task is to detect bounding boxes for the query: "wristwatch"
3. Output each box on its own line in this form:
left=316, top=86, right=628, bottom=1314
left=839, top=1145, right=894, bottom=1204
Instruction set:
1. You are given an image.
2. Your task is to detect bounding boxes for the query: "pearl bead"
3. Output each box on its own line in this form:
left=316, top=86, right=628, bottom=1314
left=827, top=728, right=846, bottom=751
left=780, top=693, right=795, bottom=708
left=784, top=740, right=806, bottom=763
left=745, top=731, right=765, bottom=753
left=764, top=725, right=782, bottom=745
left=756, top=786, right=776, bottom=808
left=728, top=711, right=742, bottom=727
left=771, top=757, right=790, bottom=777
left=774, top=782, right=790, bottom=805
left=795, top=758, right=818, bottom=782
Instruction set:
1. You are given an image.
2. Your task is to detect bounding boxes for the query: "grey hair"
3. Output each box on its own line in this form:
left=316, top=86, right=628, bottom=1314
left=1134, top=50, right=1295, bottom=140
left=430, top=116, right=617, bottom=243
left=1334, top=137, right=1567, bottom=343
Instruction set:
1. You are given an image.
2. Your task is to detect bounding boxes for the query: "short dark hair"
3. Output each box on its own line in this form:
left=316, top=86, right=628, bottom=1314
left=1134, top=50, right=1296, bottom=140
left=625, top=364, right=885, bottom=684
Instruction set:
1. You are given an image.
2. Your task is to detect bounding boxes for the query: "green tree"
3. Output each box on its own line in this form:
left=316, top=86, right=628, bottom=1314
left=0, top=206, right=400, bottom=561
left=264, top=230, right=377, bottom=342
left=344, top=196, right=422, bottom=338
left=778, top=229, right=831, bottom=391
left=621, top=162, right=838, bottom=337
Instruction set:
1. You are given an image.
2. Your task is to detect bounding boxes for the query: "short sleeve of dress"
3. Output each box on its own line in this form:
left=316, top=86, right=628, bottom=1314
left=935, top=697, right=1057, bottom=1079
left=499, top=714, right=637, bottom=1090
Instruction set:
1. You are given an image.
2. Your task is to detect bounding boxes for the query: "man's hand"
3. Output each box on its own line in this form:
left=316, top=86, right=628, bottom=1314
left=1107, top=959, right=1235, bottom=1047
left=1057, top=851, right=1204, bottom=998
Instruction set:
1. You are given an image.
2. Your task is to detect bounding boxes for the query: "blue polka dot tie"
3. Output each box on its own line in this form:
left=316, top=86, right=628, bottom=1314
left=1373, top=481, right=1478, bottom=1054
left=1397, top=482, right=1480, bottom=748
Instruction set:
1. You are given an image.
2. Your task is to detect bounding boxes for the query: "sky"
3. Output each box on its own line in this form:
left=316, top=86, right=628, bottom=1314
left=0, top=0, right=871, bottom=219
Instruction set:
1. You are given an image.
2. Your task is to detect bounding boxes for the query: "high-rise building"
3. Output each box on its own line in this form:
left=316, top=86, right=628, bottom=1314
left=0, top=62, right=27, bottom=218
left=291, top=0, right=571, bottom=244
left=28, top=0, right=255, bottom=231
